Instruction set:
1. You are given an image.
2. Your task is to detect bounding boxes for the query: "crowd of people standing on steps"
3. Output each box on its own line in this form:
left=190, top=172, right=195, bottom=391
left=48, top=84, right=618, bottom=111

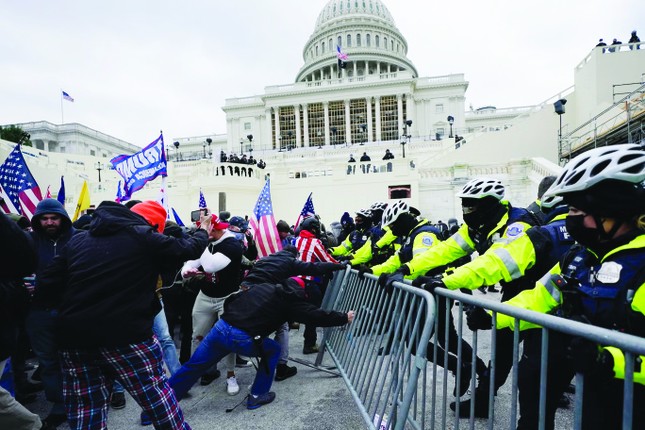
left=1, top=142, right=644, bottom=430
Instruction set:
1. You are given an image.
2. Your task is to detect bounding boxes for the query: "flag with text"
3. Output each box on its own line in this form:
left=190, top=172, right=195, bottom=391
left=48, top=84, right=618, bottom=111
left=110, top=133, right=167, bottom=200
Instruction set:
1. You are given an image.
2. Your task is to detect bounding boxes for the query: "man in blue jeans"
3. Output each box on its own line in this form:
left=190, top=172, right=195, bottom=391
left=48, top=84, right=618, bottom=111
left=168, top=277, right=354, bottom=409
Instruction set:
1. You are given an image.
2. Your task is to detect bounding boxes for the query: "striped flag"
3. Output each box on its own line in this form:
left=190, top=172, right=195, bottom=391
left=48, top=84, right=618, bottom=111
left=62, top=90, right=74, bottom=102
left=249, top=179, right=282, bottom=258
left=0, top=144, right=43, bottom=219
left=294, top=192, right=315, bottom=229
left=199, top=189, right=207, bottom=209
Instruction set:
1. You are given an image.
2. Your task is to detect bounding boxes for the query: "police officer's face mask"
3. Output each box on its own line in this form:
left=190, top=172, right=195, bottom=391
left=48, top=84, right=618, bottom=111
left=565, top=214, right=598, bottom=249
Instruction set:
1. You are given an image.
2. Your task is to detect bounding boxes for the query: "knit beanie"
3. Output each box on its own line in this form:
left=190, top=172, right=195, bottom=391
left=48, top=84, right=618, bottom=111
left=131, top=201, right=167, bottom=233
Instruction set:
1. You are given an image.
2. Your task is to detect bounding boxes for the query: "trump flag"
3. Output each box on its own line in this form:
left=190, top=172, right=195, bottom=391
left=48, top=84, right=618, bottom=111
left=110, top=133, right=167, bottom=200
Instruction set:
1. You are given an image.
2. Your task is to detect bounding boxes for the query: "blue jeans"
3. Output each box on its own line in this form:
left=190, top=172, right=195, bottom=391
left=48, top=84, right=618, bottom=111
left=154, top=303, right=181, bottom=376
left=25, top=308, right=65, bottom=415
left=169, top=319, right=280, bottom=400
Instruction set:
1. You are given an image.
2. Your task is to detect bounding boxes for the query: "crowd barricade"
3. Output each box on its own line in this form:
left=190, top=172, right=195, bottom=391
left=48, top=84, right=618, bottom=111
left=311, top=268, right=645, bottom=430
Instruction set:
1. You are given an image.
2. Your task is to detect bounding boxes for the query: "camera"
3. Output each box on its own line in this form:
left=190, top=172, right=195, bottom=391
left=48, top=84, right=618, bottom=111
left=190, top=208, right=209, bottom=222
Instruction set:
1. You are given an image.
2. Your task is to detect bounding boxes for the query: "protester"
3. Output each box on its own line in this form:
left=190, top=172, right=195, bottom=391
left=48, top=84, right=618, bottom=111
left=37, top=200, right=210, bottom=430
left=168, top=275, right=354, bottom=409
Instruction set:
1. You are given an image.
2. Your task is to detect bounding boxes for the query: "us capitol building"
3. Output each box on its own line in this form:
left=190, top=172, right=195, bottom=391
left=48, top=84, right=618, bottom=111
left=3, top=0, right=644, bottom=224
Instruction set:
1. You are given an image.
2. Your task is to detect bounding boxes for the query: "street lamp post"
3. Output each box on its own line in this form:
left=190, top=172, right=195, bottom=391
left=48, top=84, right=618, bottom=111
left=206, top=138, right=212, bottom=158
left=202, top=141, right=206, bottom=159
left=400, top=119, right=412, bottom=158
left=554, top=99, right=567, bottom=159
left=95, top=162, right=103, bottom=183
left=173, top=141, right=180, bottom=161
left=447, top=115, right=455, bottom=138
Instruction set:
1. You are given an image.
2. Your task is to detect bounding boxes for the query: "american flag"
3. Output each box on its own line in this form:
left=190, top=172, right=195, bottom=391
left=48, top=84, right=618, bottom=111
left=0, top=144, right=43, bottom=219
left=294, top=192, right=315, bottom=229
left=199, top=189, right=207, bottom=209
left=62, top=90, right=74, bottom=102
left=336, top=45, right=348, bottom=61
left=249, top=179, right=282, bottom=258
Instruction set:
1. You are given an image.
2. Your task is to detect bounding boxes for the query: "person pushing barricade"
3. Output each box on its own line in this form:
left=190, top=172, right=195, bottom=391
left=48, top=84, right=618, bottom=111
left=167, top=267, right=353, bottom=410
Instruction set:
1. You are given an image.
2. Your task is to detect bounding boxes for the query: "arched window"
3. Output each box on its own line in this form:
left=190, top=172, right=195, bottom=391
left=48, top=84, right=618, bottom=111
left=357, top=34, right=361, bottom=46
left=391, top=40, right=394, bottom=51
left=375, top=35, right=379, bottom=47
left=322, top=41, right=325, bottom=53
left=366, top=34, right=371, bottom=46
left=315, top=45, right=319, bottom=56
left=337, top=36, right=342, bottom=47
left=347, top=34, right=352, bottom=47
left=329, top=38, right=333, bottom=51
left=383, top=37, right=387, bottom=49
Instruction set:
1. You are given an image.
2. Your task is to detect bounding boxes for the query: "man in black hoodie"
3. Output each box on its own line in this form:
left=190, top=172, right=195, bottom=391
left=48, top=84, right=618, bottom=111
left=37, top=201, right=210, bottom=430
left=25, top=198, right=76, bottom=428
left=168, top=252, right=352, bottom=410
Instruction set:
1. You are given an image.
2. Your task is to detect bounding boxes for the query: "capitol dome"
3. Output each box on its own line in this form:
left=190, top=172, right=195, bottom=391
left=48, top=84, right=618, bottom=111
left=295, top=0, right=417, bottom=82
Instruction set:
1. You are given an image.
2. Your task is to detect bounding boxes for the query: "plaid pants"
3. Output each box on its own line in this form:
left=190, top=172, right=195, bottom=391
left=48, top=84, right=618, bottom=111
left=60, top=336, right=190, bottom=430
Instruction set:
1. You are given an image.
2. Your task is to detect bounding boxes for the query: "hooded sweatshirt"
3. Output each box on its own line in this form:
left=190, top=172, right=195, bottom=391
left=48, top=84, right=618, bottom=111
left=37, top=201, right=209, bottom=348
left=30, top=198, right=75, bottom=308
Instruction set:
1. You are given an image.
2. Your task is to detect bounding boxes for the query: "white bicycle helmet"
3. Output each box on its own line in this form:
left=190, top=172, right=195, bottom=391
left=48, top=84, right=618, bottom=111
left=546, top=144, right=645, bottom=197
left=381, top=200, right=409, bottom=227
left=356, top=208, right=372, bottom=219
left=456, top=178, right=505, bottom=200
left=370, top=201, right=388, bottom=212
left=539, top=192, right=563, bottom=210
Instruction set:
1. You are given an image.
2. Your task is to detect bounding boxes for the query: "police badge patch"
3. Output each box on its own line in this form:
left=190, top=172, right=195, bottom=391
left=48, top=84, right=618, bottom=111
left=505, top=223, right=525, bottom=238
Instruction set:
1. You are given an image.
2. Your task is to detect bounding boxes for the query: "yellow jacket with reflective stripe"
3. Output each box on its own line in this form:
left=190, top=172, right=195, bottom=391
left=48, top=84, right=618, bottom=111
left=349, top=227, right=397, bottom=265
left=497, top=234, right=645, bottom=385
left=371, top=220, right=440, bottom=278
left=406, top=207, right=532, bottom=281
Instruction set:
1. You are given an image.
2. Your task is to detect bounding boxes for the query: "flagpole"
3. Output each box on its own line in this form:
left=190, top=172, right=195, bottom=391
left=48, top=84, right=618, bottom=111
left=60, top=89, right=64, bottom=124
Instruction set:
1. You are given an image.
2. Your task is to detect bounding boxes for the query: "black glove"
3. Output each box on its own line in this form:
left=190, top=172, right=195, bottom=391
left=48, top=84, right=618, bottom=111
left=378, top=270, right=405, bottom=294
left=332, top=263, right=347, bottom=271
left=566, top=337, right=614, bottom=379
left=336, top=255, right=351, bottom=263
left=357, top=265, right=372, bottom=279
left=321, top=262, right=346, bottom=272
left=466, top=307, right=493, bottom=331
left=411, top=275, right=445, bottom=293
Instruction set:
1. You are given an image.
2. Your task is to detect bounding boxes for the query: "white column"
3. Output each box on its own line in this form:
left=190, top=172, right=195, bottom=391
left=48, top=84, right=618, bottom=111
left=406, top=93, right=415, bottom=133
left=366, top=97, right=373, bottom=143
left=265, top=109, right=272, bottom=151
left=397, top=94, right=403, bottom=139
left=302, top=104, right=309, bottom=147
left=324, top=102, right=330, bottom=147
left=377, top=62, right=381, bottom=75
left=344, top=99, right=352, bottom=145
left=226, top=118, right=233, bottom=151
left=294, top=105, right=301, bottom=148
left=353, top=61, right=357, bottom=78
left=375, top=97, right=382, bottom=142
left=274, top=107, right=281, bottom=150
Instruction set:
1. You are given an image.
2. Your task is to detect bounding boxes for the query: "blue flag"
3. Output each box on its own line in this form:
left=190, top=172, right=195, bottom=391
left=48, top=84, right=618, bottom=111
left=199, top=189, right=207, bottom=209
left=171, top=207, right=185, bottom=226
left=295, top=192, right=315, bottom=228
left=110, top=134, right=167, bottom=200
left=56, top=176, right=65, bottom=205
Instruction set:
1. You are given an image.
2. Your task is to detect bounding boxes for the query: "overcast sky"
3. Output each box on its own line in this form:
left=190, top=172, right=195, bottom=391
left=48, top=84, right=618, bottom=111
left=1, top=0, right=642, bottom=146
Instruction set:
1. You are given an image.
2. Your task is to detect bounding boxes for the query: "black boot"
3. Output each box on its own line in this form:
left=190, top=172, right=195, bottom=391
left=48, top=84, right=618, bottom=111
left=452, top=362, right=473, bottom=397
left=450, top=369, right=491, bottom=418
left=275, top=363, right=297, bottom=381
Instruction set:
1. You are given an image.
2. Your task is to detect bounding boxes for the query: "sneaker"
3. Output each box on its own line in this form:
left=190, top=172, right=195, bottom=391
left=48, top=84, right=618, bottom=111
left=110, top=391, right=126, bottom=409
left=140, top=411, right=152, bottom=426
left=246, top=391, right=276, bottom=410
left=235, top=355, right=252, bottom=368
left=226, top=376, right=240, bottom=396
left=275, top=363, right=297, bottom=381
left=200, top=369, right=221, bottom=386
left=43, top=413, right=68, bottom=428
left=302, top=344, right=319, bottom=355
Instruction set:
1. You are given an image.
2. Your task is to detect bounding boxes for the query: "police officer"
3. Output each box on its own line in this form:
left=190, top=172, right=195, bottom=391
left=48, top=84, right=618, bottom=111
left=330, top=209, right=372, bottom=260
left=425, top=190, right=574, bottom=418
left=483, top=144, right=645, bottom=429
left=391, top=178, right=541, bottom=416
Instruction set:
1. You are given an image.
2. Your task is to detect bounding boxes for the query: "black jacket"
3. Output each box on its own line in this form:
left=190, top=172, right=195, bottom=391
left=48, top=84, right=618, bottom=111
left=241, top=248, right=341, bottom=287
left=223, top=279, right=348, bottom=338
left=38, top=201, right=209, bottom=348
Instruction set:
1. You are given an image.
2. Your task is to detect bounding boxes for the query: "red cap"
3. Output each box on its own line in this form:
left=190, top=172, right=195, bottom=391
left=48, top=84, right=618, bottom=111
left=131, top=201, right=167, bottom=233
left=211, top=214, right=230, bottom=230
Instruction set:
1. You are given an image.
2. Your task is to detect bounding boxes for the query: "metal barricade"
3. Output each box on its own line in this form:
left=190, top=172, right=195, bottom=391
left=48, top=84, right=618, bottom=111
left=313, top=268, right=436, bottom=430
